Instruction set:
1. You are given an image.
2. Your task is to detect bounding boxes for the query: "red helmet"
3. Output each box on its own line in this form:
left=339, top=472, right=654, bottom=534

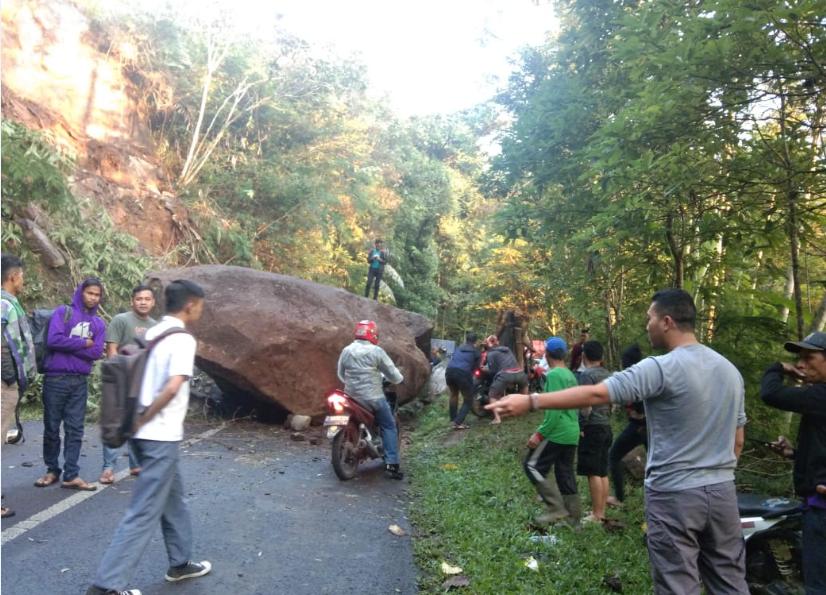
left=354, top=320, right=379, bottom=344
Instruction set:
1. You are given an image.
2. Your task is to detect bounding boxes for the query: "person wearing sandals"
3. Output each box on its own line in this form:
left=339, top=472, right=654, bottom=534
left=99, top=285, right=157, bottom=485
left=35, top=278, right=106, bottom=492
left=1, top=254, right=38, bottom=518
left=86, top=280, right=211, bottom=595
left=445, top=332, right=481, bottom=430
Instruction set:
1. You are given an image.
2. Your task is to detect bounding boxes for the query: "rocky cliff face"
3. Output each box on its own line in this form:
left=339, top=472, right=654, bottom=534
left=1, top=0, right=189, bottom=257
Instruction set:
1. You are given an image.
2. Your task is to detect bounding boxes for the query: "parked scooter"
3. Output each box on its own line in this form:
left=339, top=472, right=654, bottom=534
left=739, top=492, right=804, bottom=595
left=323, top=381, right=400, bottom=480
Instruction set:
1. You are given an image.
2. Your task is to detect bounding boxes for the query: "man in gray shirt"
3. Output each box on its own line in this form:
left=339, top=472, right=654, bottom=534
left=577, top=340, right=612, bottom=522
left=490, top=288, right=748, bottom=595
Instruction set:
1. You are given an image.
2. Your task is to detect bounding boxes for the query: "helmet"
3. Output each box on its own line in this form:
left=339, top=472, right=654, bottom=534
left=354, top=320, right=379, bottom=344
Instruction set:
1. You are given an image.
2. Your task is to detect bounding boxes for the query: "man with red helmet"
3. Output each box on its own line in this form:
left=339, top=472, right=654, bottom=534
left=337, top=320, right=405, bottom=479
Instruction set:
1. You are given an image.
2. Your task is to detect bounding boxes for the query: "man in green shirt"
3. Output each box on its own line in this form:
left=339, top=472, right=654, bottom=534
left=522, top=337, right=581, bottom=526
left=99, top=285, right=157, bottom=484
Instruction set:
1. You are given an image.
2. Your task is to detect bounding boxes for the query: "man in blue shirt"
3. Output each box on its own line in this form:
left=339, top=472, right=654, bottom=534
left=445, top=332, right=481, bottom=429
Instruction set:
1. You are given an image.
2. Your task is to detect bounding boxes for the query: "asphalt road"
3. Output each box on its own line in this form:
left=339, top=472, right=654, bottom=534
left=1, top=419, right=417, bottom=595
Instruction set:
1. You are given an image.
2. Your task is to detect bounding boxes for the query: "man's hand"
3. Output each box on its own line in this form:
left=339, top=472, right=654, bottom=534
left=771, top=435, right=795, bottom=459
left=486, top=393, right=530, bottom=418
left=527, top=432, right=542, bottom=449
left=780, top=362, right=806, bottom=380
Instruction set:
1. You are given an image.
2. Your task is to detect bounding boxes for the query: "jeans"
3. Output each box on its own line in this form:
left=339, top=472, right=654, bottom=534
left=362, top=397, right=399, bottom=465
left=802, top=506, right=826, bottom=595
left=93, top=439, right=192, bottom=591
left=102, top=441, right=139, bottom=471
left=445, top=368, right=474, bottom=424
left=42, top=374, right=88, bottom=481
left=608, top=420, right=647, bottom=502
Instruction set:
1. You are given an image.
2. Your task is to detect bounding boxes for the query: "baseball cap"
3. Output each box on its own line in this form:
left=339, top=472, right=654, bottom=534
left=783, top=332, right=826, bottom=353
left=545, top=337, right=567, bottom=356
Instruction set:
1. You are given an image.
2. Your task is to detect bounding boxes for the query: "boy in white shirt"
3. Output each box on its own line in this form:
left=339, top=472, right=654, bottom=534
left=86, top=280, right=210, bottom=595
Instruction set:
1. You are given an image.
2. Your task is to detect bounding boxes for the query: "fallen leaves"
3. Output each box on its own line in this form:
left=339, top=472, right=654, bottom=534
left=441, top=561, right=463, bottom=575
left=388, top=524, right=407, bottom=536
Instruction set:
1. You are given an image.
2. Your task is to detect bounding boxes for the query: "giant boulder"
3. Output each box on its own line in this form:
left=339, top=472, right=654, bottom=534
left=145, top=265, right=433, bottom=417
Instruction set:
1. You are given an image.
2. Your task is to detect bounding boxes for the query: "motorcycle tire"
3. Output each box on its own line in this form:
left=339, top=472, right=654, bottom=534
left=470, top=385, right=492, bottom=418
left=331, top=425, right=360, bottom=481
left=745, top=527, right=804, bottom=595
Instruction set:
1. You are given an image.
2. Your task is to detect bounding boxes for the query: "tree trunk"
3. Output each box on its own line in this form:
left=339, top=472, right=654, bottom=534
left=810, top=291, right=826, bottom=333
left=787, top=190, right=805, bottom=339
left=780, top=265, right=794, bottom=323
left=665, top=209, right=684, bottom=288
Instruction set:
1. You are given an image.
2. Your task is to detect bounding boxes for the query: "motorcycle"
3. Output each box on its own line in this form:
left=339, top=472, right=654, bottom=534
left=323, top=381, right=400, bottom=481
left=739, top=492, right=804, bottom=595
left=470, top=363, right=545, bottom=418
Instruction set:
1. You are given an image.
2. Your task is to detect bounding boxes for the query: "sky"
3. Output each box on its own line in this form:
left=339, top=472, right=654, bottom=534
left=274, top=1, right=558, bottom=116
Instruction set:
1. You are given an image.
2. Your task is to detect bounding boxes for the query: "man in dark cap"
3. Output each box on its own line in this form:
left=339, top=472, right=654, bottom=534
left=760, top=331, right=826, bottom=595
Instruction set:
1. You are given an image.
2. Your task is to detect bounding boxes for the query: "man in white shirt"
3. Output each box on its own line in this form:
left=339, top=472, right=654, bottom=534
left=86, top=280, right=210, bottom=595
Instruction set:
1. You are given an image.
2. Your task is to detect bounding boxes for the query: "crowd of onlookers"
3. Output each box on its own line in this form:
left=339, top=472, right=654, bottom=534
left=446, top=289, right=825, bottom=595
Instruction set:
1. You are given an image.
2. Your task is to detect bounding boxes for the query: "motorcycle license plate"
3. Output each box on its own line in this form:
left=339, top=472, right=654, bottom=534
left=324, top=415, right=349, bottom=438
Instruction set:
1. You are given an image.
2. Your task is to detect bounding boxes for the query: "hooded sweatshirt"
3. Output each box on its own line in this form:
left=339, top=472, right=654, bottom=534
left=44, top=282, right=105, bottom=376
left=337, top=339, right=403, bottom=402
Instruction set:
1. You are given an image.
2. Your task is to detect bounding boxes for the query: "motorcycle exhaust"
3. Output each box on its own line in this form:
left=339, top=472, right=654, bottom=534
left=359, top=424, right=381, bottom=458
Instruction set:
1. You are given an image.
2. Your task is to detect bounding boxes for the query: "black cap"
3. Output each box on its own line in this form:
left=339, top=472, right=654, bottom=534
left=784, top=332, right=826, bottom=353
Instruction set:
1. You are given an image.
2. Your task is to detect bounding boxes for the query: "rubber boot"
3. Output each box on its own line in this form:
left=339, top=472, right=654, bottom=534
left=534, top=478, right=570, bottom=524
left=562, top=494, right=583, bottom=530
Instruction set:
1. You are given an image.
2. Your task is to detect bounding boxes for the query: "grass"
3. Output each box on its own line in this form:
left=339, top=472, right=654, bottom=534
left=405, top=393, right=796, bottom=595
left=406, top=394, right=653, bottom=595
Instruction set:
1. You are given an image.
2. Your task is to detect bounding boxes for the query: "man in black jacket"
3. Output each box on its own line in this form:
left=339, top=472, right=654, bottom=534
left=445, top=332, right=481, bottom=429
left=760, top=331, right=826, bottom=595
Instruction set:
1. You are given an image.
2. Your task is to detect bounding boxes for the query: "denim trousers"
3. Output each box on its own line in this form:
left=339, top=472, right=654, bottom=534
left=102, top=441, right=139, bottom=471
left=93, top=439, right=192, bottom=591
left=42, top=374, right=88, bottom=481
left=362, top=397, right=399, bottom=465
left=802, top=506, right=826, bottom=595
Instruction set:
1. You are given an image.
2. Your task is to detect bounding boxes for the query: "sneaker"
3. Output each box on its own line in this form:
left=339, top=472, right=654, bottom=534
left=85, top=587, right=141, bottom=595
left=385, top=464, right=404, bottom=480
left=165, top=560, right=211, bottom=582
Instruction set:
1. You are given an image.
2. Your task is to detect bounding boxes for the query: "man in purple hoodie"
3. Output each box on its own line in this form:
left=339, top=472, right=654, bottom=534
left=34, top=278, right=106, bottom=491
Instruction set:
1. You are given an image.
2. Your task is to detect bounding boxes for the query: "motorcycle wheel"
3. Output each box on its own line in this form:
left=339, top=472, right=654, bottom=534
left=470, top=385, right=492, bottom=418
left=331, top=425, right=360, bottom=481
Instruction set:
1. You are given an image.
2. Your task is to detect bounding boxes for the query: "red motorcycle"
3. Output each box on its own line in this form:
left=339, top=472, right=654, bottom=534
left=323, top=383, right=400, bottom=480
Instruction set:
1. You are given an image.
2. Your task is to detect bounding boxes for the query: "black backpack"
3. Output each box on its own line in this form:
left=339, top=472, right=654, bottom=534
left=28, top=306, right=71, bottom=374
left=99, top=328, right=190, bottom=448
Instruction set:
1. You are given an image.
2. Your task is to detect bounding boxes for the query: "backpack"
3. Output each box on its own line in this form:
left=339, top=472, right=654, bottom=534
left=99, top=328, right=191, bottom=448
left=28, top=306, right=71, bottom=374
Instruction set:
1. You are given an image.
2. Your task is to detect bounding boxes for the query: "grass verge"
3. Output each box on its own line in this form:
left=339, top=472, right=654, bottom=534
left=406, top=394, right=653, bottom=595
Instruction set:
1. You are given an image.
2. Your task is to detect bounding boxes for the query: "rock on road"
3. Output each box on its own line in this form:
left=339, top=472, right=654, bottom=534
left=1, top=420, right=418, bottom=595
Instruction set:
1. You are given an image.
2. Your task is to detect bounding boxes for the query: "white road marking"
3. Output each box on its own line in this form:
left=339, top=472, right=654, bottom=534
left=1, top=426, right=224, bottom=545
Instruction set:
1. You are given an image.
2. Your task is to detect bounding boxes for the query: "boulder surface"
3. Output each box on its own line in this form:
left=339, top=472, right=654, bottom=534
left=145, top=265, right=432, bottom=417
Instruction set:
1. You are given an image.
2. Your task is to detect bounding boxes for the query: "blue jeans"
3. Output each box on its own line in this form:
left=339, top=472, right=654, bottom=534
left=93, top=439, right=192, bottom=591
left=362, top=398, right=399, bottom=465
left=802, top=506, right=826, bottom=595
left=42, top=374, right=88, bottom=481
left=102, top=441, right=139, bottom=472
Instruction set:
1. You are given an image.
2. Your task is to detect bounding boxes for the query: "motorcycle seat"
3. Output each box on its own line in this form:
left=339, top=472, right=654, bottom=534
left=737, top=493, right=800, bottom=518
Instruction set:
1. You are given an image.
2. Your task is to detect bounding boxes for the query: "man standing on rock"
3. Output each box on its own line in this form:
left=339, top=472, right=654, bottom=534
left=86, top=279, right=210, bottom=595
left=35, top=278, right=106, bottom=491
left=364, top=238, right=388, bottom=300
left=337, top=319, right=405, bottom=479
left=99, top=284, right=157, bottom=484
left=490, top=289, right=748, bottom=595
left=1, top=254, right=38, bottom=519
